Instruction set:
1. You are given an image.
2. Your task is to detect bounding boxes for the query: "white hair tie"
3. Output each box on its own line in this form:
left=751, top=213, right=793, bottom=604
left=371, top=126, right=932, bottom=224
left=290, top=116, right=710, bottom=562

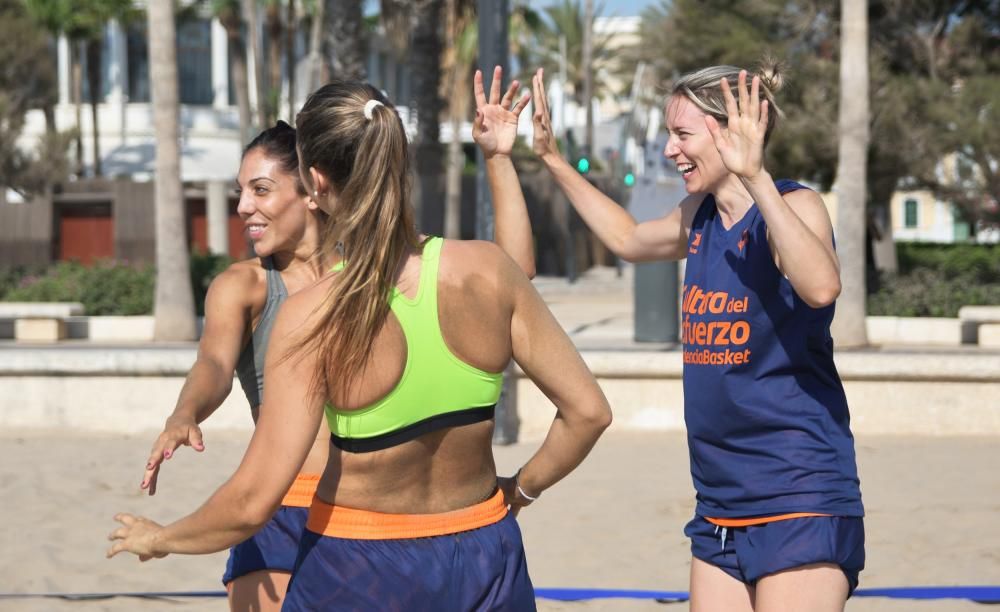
left=363, top=99, right=384, bottom=120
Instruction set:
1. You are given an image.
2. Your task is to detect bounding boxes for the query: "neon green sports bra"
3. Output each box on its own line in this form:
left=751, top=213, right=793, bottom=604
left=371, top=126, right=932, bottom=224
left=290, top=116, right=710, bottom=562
left=325, top=237, right=503, bottom=453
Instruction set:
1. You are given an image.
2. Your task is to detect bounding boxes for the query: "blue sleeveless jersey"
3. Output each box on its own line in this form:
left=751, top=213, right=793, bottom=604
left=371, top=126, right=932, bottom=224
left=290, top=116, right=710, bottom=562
left=681, top=179, right=863, bottom=519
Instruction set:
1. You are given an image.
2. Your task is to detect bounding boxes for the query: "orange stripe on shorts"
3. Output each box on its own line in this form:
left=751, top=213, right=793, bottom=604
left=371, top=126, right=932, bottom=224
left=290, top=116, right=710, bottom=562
left=705, top=512, right=831, bottom=528
left=305, top=488, right=508, bottom=540
left=280, top=473, right=322, bottom=508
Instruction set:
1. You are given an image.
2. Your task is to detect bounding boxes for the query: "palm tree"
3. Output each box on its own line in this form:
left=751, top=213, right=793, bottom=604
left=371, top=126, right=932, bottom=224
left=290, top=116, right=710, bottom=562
left=440, top=1, right=542, bottom=239
left=831, top=0, right=869, bottom=347
left=24, top=0, right=84, bottom=175
left=442, top=0, right=477, bottom=238
left=214, top=0, right=254, bottom=145
left=79, top=0, right=134, bottom=177
left=264, top=0, right=281, bottom=123
left=148, top=0, right=197, bottom=341
left=242, top=0, right=268, bottom=128
left=530, top=0, right=615, bottom=111
left=325, top=0, right=367, bottom=79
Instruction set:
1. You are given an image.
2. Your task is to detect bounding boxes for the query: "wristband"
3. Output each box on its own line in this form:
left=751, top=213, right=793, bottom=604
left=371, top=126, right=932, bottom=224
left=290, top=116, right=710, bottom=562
left=514, top=468, right=539, bottom=503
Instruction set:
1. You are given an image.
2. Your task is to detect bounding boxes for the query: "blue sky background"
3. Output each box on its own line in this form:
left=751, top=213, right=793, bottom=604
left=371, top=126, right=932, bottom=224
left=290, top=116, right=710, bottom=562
left=596, top=0, right=661, bottom=17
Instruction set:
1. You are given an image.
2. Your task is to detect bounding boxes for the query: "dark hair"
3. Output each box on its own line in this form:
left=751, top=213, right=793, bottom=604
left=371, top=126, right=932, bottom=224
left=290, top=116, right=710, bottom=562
left=293, top=80, right=419, bottom=404
left=243, top=120, right=306, bottom=195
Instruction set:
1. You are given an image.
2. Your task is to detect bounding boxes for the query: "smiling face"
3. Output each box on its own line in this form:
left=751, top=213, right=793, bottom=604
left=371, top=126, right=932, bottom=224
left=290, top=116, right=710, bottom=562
left=663, top=94, right=728, bottom=194
left=236, top=147, right=313, bottom=257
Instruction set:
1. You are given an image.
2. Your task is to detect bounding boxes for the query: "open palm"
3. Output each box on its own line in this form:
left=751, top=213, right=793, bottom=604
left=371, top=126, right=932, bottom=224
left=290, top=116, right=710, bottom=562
left=473, top=65, right=530, bottom=159
left=530, top=68, right=560, bottom=159
left=705, top=70, right=769, bottom=179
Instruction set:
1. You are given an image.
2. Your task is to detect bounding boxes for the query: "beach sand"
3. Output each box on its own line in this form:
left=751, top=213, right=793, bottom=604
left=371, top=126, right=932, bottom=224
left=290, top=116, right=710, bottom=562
left=1, top=429, right=997, bottom=611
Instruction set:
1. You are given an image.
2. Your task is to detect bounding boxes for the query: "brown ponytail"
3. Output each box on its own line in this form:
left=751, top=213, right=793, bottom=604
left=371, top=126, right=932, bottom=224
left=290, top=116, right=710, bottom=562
left=294, top=81, right=420, bottom=403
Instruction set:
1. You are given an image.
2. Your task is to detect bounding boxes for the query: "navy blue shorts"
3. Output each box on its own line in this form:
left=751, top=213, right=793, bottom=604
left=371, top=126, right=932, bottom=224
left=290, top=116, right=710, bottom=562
left=222, top=505, right=310, bottom=585
left=283, top=512, right=536, bottom=611
left=685, top=514, right=865, bottom=595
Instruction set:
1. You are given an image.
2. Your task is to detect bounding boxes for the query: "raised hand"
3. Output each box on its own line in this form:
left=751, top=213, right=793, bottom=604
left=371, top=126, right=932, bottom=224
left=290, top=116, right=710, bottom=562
left=141, top=416, right=205, bottom=496
left=473, top=65, right=530, bottom=159
left=106, top=513, right=168, bottom=561
left=704, top=70, right=769, bottom=180
left=530, top=68, right=561, bottom=160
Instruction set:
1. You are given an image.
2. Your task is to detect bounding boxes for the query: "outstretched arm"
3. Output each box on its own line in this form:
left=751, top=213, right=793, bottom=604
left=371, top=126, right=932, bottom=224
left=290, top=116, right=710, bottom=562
left=141, top=268, right=253, bottom=495
left=531, top=68, right=693, bottom=262
left=473, top=65, right=536, bottom=278
left=109, top=291, right=325, bottom=559
left=705, top=70, right=840, bottom=306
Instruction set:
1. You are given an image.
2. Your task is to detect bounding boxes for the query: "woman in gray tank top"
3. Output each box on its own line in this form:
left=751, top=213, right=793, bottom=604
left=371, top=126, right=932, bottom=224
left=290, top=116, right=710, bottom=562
left=141, top=121, right=332, bottom=611
left=133, top=73, right=539, bottom=611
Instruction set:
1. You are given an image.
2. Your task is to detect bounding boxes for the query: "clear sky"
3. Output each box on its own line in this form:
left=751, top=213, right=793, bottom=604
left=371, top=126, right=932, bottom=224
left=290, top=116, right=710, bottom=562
left=598, top=0, right=661, bottom=17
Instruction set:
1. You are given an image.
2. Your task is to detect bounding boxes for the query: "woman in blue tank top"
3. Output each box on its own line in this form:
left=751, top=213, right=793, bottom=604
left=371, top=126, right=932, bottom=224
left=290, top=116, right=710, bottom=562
left=528, top=62, right=864, bottom=611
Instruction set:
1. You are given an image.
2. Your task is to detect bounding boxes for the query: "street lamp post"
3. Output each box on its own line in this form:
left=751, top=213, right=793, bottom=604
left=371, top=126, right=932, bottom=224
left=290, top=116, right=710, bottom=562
left=476, top=0, right=514, bottom=444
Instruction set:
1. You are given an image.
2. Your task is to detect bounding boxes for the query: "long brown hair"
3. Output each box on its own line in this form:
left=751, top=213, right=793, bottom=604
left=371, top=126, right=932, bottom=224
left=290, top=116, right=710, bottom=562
left=294, top=81, right=420, bottom=403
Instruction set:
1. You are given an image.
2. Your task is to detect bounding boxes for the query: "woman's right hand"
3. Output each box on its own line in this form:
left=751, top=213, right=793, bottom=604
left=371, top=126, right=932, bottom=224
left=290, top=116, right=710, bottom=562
left=142, top=416, right=205, bottom=495
left=530, top=68, right=561, bottom=161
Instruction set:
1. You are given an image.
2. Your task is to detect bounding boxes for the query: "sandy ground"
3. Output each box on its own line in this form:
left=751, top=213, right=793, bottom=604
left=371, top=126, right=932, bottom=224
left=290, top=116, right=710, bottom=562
left=1, top=429, right=997, bottom=612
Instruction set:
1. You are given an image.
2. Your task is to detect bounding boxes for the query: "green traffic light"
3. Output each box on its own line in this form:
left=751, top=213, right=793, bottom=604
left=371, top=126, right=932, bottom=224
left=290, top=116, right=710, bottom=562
left=624, top=172, right=635, bottom=187
left=576, top=157, right=590, bottom=174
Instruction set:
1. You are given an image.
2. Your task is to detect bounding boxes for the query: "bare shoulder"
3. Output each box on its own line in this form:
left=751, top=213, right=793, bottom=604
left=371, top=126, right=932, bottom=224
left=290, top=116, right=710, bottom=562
left=204, top=258, right=264, bottom=307
left=438, top=239, right=524, bottom=288
left=784, top=188, right=834, bottom=226
left=279, top=273, right=333, bottom=322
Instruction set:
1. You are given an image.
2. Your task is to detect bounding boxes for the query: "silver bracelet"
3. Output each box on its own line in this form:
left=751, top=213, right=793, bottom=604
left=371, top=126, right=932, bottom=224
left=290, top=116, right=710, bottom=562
left=514, top=468, right=539, bottom=502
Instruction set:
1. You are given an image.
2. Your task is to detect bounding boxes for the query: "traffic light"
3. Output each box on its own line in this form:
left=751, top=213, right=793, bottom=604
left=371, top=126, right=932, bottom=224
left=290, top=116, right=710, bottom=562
left=575, top=156, right=591, bottom=174
left=624, top=172, right=635, bottom=187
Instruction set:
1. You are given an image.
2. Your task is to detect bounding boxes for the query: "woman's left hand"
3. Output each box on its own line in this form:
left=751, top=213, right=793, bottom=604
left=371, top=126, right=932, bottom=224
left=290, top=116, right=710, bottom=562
left=473, top=65, right=531, bottom=159
left=106, top=513, right=168, bottom=561
left=705, top=69, right=769, bottom=180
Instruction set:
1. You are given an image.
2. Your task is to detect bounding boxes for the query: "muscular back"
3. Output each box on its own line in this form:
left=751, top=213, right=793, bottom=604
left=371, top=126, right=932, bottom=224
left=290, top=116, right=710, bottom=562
left=302, top=240, right=520, bottom=514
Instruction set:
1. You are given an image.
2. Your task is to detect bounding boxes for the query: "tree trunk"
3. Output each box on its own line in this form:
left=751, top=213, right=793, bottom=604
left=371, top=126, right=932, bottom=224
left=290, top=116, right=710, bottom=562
left=86, top=37, right=103, bottom=177
left=326, top=0, right=366, bottom=79
left=72, top=41, right=84, bottom=176
left=581, top=0, right=593, bottom=152
left=266, top=1, right=283, bottom=125
left=411, top=0, right=445, bottom=230
left=149, top=0, right=197, bottom=341
left=307, top=0, right=325, bottom=93
left=223, top=17, right=253, bottom=146
left=286, top=0, right=296, bottom=120
left=831, top=0, right=869, bottom=347
left=444, top=111, right=464, bottom=239
left=442, top=0, right=468, bottom=240
left=242, top=0, right=268, bottom=129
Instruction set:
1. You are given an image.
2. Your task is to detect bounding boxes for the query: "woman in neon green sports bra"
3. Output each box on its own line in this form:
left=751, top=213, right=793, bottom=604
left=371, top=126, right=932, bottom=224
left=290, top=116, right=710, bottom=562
left=108, top=67, right=612, bottom=610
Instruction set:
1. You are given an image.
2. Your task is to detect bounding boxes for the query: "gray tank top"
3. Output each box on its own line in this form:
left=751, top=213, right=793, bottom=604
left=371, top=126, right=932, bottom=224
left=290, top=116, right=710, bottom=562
left=235, top=256, right=288, bottom=408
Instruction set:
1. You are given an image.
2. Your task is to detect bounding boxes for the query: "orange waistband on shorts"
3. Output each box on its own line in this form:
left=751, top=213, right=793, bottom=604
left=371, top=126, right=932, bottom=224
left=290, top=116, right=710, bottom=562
left=281, top=474, right=322, bottom=508
left=705, top=512, right=831, bottom=528
left=305, top=488, right=508, bottom=540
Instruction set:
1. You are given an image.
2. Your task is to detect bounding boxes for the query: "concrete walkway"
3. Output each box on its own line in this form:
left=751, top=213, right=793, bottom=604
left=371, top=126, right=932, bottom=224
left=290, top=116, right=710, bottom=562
left=1, top=266, right=998, bottom=436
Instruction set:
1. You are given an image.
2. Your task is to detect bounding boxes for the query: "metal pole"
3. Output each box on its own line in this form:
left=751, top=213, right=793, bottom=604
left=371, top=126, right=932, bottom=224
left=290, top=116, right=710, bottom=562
left=476, top=0, right=514, bottom=444
left=475, top=0, right=509, bottom=243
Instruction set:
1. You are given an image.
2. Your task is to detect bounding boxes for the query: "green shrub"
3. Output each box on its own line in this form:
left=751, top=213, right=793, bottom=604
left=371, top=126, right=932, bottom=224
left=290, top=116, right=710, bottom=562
left=896, top=242, right=1000, bottom=284
left=1, top=252, right=231, bottom=316
left=869, top=243, right=1000, bottom=317
left=189, top=251, right=232, bottom=316
left=4, top=259, right=154, bottom=315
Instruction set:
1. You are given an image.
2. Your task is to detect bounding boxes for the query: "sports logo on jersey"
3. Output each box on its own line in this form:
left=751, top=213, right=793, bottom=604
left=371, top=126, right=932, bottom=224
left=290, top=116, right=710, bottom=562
left=689, top=232, right=702, bottom=254
left=737, top=229, right=749, bottom=252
